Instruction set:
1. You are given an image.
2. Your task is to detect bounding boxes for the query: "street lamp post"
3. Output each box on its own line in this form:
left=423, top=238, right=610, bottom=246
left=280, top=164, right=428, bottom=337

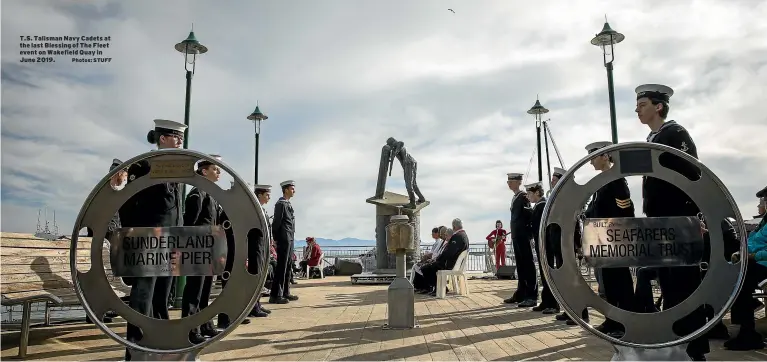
left=527, top=97, right=549, bottom=183
left=175, top=25, right=208, bottom=149
left=247, top=104, right=269, bottom=185
left=172, top=26, right=207, bottom=308
left=591, top=18, right=625, bottom=144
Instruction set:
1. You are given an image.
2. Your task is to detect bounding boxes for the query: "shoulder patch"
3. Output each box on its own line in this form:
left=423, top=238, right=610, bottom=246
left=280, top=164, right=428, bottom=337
left=616, top=198, right=632, bottom=209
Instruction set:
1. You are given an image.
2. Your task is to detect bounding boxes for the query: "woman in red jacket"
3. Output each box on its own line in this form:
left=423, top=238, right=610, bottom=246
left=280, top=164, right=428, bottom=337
left=485, top=220, right=508, bottom=269
left=299, top=237, right=323, bottom=277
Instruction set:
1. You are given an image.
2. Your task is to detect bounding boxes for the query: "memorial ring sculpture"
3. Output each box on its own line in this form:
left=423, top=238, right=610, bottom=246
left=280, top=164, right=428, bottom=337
left=540, top=142, right=748, bottom=350
left=69, top=149, right=270, bottom=359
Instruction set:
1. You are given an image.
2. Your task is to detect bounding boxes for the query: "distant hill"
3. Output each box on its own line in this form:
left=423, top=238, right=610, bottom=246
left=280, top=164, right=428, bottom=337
left=312, top=237, right=376, bottom=247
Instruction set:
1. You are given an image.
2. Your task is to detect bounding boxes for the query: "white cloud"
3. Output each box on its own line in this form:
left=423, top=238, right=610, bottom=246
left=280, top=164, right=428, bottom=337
left=2, top=0, right=766, bottom=245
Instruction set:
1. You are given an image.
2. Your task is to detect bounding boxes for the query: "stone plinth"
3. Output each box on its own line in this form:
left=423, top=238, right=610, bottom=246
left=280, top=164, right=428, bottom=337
left=366, top=191, right=430, bottom=271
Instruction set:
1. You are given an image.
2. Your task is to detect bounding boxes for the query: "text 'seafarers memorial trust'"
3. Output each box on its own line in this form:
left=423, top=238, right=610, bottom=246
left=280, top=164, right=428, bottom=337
left=19, top=35, right=112, bottom=63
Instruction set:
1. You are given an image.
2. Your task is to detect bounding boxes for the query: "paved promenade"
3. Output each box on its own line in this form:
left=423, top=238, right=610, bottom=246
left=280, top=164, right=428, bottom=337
left=2, top=277, right=766, bottom=360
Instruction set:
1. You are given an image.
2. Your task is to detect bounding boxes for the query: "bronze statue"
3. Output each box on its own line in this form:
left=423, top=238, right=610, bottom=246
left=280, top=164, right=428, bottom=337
left=386, top=137, right=426, bottom=208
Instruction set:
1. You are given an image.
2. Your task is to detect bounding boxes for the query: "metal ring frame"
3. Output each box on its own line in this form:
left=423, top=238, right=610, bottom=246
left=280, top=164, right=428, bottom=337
left=69, top=149, right=270, bottom=355
left=539, top=142, right=748, bottom=348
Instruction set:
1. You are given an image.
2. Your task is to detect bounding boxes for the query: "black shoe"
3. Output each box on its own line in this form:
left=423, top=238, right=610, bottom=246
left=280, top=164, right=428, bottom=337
left=285, top=295, right=299, bottom=301
left=253, top=310, right=268, bottom=317
left=290, top=279, right=298, bottom=285
left=555, top=312, right=570, bottom=321
left=269, top=297, right=289, bottom=304
left=417, top=198, right=427, bottom=204
left=518, top=299, right=537, bottom=308
left=200, top=326, right=223, bottom=338
left=705, top=322, right=730, bottom=340
left=542, top=307, right=559, bottom=315
left=189, top=332, right=207, bottom=344
left=103, top=316, right=114, bottom=323
left=241, top=318, right=251, bottom=325
left=689, top=355, right=706, bottom=361
left=504, top=294, right=522, bottom=304
left=724, top=331, right=765, bottom=351
left=532, top=304, right=547, bottom=312
left=261, top=307, right=271, bottom=314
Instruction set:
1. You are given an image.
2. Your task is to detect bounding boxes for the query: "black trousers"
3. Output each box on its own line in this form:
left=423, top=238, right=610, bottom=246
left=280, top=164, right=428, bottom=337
left=534, top=236, right=559, bottom=308
left=730, top=260, right=767, bottom=329
left=270, top=240, right=293, bottom=299
left=634, top=267, right=660, bottom=313
left=181, top=275, right=214, bottom=333
left=421, top=262, right=441, bottom=288
left=512, top=233, right=537, bottom=300
left=590, top=267, right=635, bottom=327
left=658, top=266, right=709, bottom=356
left=126, top=276, right=172, bottom=341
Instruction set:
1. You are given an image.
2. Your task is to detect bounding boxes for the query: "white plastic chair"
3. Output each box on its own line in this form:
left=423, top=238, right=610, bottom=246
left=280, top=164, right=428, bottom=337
left=306, top=252, right=325, bottom=279
left=436, top=250, right=470, bottom=299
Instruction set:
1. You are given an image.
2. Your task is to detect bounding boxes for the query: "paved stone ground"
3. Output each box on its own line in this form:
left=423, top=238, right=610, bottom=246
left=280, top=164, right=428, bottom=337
left=2, top=277, right=767, bottom=361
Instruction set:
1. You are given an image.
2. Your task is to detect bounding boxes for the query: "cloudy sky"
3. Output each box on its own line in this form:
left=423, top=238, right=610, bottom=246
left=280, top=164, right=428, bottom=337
left=2, top=0, right=766, bottom=243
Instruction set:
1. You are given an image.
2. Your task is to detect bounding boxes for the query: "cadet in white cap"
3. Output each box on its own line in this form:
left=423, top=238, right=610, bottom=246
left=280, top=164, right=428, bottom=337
left=247, top=184, right=274, bottom=318
left=503, top=172, right=536, bottom=307
left=577, top=141, right=636, bottom=335
left=270, top=180, right=298, bottom=303
left=635, top=84, right=708, bottom=359
left=550, top=167, right=566, bottom=190
left=523, top=181, right=556, bottom=313
left=120, top=119, right=188, bottom=360
left=180, top=154, right=228, bottom=342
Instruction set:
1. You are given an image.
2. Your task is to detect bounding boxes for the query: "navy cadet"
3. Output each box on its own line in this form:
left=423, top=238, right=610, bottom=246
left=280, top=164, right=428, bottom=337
left=119, top=119, right=186, bottom=361
left=386, top=137, right=426, bottom=209
left=181, top=154, right=225, bottom=344
left=269, top=180, right=299, bottom=304
left=503, top=173, right=536, bottom=307
left=248, top=184, right=274, bottom=318
left=526, top=181, right=558, bottom=314
left=578, top=141, right=636, bottom=336
left=636, top=84, right=708, bottom=360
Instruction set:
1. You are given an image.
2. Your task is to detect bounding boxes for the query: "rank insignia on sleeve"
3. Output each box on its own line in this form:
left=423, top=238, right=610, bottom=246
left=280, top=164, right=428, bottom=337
left=616, top=198, right=632, bottom=209
left=680, top=142, right=689, bottom=152
left=129, top=174, right=135, bottom=181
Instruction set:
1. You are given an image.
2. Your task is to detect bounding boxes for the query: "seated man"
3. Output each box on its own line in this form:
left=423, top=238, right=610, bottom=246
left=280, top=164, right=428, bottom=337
left=724, top=186, right=767, bottom=351
left=420, top=218, right=470, bottom=296
left=299, top=237, right=323, bottom=278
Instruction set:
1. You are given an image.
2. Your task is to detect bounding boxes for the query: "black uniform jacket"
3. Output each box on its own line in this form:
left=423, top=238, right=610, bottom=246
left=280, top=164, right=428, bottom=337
left=530, top=197, right=547, bottom=243
left=183, top=188, right=219, bottom=227
left=119, top=159, right=183, bottom=228
left=272, top=198, right=295, bottom=245
left=435, top=230, right=469, bottom=270
left=643, top=121, right=700, bottom=217
left=510, top=191, right=532, bottom=239
left=586, top=178, right=635, bottom=219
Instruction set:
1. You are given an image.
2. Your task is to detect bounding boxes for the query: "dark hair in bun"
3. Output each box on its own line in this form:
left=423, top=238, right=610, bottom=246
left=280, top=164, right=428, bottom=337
left=146, top=130, right=157, bottom=143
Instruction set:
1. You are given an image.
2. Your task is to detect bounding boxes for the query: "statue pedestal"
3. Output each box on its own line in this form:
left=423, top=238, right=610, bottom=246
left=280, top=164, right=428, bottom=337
left=350, top=191, right=430, bottom=285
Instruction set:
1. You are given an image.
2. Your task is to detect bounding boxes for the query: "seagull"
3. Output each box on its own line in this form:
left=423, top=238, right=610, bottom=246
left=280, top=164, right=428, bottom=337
left=447, top=8, right=455, bottom=13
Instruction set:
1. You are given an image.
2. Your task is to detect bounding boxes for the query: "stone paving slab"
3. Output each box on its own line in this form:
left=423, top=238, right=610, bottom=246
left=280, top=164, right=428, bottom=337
left=2, top=277, right=767, bottom=361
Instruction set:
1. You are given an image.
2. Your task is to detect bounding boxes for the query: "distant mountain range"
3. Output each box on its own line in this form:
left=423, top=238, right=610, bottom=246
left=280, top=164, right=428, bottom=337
left=312, top=237, right=376, bottom=247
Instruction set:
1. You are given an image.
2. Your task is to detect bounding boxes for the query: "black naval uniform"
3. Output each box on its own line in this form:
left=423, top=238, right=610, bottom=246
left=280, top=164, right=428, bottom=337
left=181, top=187, right=221, bottom=340
left=119, top=160, right=183, bottom=353
left=531, top=196, right=559, bottom=310
left=584, top=177, right=636, bottom=333
left=270, top=196, right=296, bottom=302
left=643, top=120, right=709, bottom=358
left=508, top=190, right=536, bottom=303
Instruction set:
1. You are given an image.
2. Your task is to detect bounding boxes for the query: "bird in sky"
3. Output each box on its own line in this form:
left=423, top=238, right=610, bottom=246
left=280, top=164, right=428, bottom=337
left=448, top=8, right=455, bottom=13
